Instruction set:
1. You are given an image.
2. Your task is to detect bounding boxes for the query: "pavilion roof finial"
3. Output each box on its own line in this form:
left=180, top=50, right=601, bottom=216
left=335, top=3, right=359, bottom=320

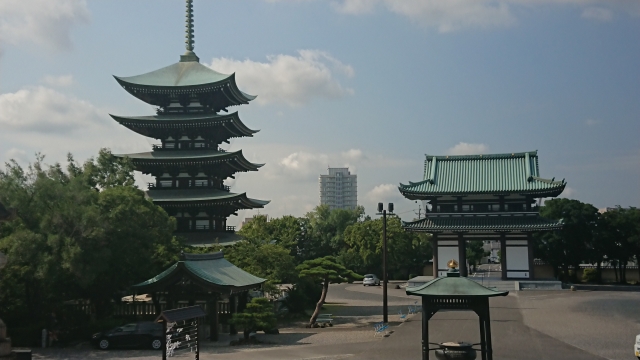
left=180, top=0, right=199, bottom=62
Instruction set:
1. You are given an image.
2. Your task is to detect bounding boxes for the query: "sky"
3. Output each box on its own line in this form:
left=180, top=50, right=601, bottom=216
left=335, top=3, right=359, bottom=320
left=0, top=0, right=638, bottom=225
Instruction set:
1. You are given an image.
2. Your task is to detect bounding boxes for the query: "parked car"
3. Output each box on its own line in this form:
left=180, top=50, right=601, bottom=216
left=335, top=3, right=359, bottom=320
left=363, top=274, right=380, bottom=286
left=91, top=321, right=163, bottom=350
left=635, top=334, right=640, bottom=359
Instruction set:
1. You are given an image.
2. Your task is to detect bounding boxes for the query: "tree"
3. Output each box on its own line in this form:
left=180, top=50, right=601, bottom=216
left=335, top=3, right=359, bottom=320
left=536, top=199, right=598, bottom=282
left=341, top=216, right=432, bottom=278
left=302, top=205, right=364, bottom=260
left=296, top=256, right=361, bottom=327
left=0, top=150, right=178, bottom=324
left=229, top=297, right=277, bottom=341
left=466, top=241, right=487, bottom=273
left=598, top=207, right=640, bottom=283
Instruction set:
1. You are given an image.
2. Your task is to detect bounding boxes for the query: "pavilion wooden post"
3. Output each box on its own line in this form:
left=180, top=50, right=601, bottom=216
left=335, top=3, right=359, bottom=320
left=229, top=294, right=237, bottom=335
left=208, top=295, right=219, bottom=341
left=483, top=298, right=493, bottom=360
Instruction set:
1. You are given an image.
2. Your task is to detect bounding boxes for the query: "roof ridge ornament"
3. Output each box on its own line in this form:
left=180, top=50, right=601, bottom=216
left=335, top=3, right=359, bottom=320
left=180, top=0, right=200, bottom=62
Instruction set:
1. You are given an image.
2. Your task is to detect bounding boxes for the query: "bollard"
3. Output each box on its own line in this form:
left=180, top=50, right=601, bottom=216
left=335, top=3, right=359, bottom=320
left=41, top=329, right=47, bottom=348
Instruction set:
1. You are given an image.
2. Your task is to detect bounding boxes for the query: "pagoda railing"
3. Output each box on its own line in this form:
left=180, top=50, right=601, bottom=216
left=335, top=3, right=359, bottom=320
left=151, top=144, right=227, bottom=152
left=148, top=183, right=230, bottom=191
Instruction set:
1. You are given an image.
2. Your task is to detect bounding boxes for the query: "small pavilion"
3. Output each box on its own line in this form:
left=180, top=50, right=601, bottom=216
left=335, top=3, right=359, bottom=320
left=407, top=260, right=508, bottom=360
left=132, top=252, right=265, bottom=341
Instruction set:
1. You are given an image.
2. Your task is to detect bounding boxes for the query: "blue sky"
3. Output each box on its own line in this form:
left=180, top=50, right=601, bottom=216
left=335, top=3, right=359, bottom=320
left=0, top=0, right=638, bottom=224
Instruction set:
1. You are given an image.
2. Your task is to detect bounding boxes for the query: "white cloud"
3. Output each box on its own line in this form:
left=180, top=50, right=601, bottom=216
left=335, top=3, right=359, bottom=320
left=4, top=148, right=28, bottom=165
left=331, top=0, right=377, bottom=14
left=585, top=119, right=601, bottom=127
left=0, top=0, right=89, bottom=51
left=277, top=151, right=330, bottom=179
left=581, top=7, right=613, bottom=22
left=342, top=148, right=364, bottom=161
left=0, top=86, right=107, bottom=133
left=327, top=0, right=639, bottom=31
left=209, top=50, right=354, bottom=106
left=446, top=142, right=489, bottom=155
left=383, top=0, right=516, bottom=32
left=42, top=75, right=74, bottom=87
left=559, top=186, right=577, bottom=199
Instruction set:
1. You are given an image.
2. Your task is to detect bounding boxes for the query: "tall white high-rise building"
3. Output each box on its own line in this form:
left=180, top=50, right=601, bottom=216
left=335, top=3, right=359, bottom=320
left=319, top=168, right=357, bottom=210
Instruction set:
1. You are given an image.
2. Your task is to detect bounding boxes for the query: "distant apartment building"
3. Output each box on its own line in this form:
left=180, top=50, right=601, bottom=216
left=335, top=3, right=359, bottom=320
left=319, top=168, right=358, bottom=210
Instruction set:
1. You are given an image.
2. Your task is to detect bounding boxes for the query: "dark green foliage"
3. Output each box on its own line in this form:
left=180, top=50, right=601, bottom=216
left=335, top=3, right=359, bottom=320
left=282, top=279, right=322, bottom=314
left=466, top=241, right=487, bottom=273
left=0, top=150, right=178, bottom=329
left=341, top=216, right=432, bottom=278
left=582, top=268, right=598, bottom=283
left=229, top=297, right=277, bottom=340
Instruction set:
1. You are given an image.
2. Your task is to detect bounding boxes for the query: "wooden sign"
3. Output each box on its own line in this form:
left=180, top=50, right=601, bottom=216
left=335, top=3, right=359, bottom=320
left=156, top=306, right=207, bottom=360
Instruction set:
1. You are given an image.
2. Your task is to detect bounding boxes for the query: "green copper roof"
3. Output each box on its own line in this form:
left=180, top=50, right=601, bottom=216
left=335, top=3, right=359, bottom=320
left=133, top=252, right=265, bottom=294
left=110, top=112, right=258, bottom=139
left=403, top=214, right=563, bottom=232
left=399, top=151, right=566, bottom=198
left=406, top=273, right=509, bottom=297
left=147, top=188, right=269, bottom=208
left=115, top=149, right=263, bottom=171
left=115, top=61, right=233, bottom=88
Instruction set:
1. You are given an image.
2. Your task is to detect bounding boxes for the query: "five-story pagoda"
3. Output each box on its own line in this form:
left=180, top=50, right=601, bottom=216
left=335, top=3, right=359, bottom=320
left=112, top=0, right=268, bottom=243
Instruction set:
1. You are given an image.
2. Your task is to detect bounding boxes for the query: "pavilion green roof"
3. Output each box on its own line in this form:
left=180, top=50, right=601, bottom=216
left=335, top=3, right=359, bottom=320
left=115, top=149, right=263, bottom=172
left=113, top=62, right=255, bottom=110
left=403, top=214, right=563, bottom=233
left=406, top=273, right=509, bottom=297
left=110, top=112, right=258, bottom=139
left=399, top=151, right=566, bottom=198
left=147, top=188, right=269, bottom=209
left=133, top=252, right=265, bottom=294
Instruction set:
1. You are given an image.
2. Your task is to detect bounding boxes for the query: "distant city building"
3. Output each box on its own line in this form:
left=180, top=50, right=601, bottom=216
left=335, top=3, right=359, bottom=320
left=319, top=168, right=358, bottom=210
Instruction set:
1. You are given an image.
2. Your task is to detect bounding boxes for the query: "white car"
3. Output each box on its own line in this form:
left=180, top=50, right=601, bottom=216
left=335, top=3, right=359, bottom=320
left=363, top=274, right=380, bottom=286
left=635, top=334, right=640, bottom=359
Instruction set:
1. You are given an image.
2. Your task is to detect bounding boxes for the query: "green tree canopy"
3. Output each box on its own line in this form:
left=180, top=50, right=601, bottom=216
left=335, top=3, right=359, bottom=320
left=0, top=150, right=179, bottom=323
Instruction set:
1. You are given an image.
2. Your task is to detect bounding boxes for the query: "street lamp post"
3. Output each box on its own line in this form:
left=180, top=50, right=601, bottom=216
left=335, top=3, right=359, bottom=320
left=377, top=202, right=394, bottom=324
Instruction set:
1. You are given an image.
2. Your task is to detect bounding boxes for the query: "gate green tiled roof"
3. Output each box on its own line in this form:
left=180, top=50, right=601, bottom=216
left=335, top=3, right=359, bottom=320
left=133, top=252, right=265, bottom=294
left=403, top=214, right=563, bottom=232
left=399, top=151, right=565, bottom=198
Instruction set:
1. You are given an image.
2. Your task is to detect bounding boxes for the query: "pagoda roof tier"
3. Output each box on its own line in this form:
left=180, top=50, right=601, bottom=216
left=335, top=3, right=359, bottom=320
left=113, top=61, right=255, bottom=111
left=399, top=151, right=566, bottom=199
left=403, top=213, right=563, bottom=233
left=110, top=112, right=258, bottom=140
left=147, top=188, right=269, bottom=209
left=115, top=149, right=263, bottom=173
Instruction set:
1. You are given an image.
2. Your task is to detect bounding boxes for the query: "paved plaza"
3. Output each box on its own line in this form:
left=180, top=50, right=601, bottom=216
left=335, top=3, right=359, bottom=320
left=30, top=283, right=640, bottom=360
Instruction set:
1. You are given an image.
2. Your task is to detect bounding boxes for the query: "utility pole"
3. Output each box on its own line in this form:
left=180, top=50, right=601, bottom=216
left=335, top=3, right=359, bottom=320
left=377, top=202, right=394, bottom=324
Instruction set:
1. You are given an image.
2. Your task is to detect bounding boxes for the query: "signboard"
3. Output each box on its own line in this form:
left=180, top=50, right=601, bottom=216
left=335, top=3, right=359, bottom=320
left=157, top=306, right=207, bottom=360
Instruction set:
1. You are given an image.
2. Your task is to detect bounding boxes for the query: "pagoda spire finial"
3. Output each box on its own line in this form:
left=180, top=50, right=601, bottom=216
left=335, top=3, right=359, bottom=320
left=180, top=0, right=199, bottom=62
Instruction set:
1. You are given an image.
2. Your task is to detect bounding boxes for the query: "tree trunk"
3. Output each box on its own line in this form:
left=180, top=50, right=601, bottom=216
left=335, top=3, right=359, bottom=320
left=621, top=262, right=627, bottom=283
left=308, top=277, right=329, bottom=327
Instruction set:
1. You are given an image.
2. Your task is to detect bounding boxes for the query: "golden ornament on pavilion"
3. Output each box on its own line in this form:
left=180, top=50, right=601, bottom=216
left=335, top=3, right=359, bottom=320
left=447, top=259, right=459, bottom=269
